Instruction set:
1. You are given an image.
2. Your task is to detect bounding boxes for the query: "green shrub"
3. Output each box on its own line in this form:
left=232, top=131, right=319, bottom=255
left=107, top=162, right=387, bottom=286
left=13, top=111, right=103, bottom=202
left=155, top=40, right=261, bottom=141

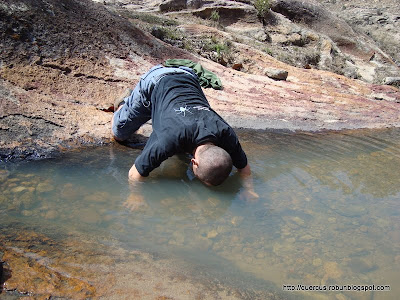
left=254, top=0, right=270, bottom=18
left=210, top=10, right=220, bottom=23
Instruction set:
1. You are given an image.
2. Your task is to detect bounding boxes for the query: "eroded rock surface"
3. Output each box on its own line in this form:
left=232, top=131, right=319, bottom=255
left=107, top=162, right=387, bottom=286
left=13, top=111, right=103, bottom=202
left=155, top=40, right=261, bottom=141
left=0, top=0, right=399, bottom=163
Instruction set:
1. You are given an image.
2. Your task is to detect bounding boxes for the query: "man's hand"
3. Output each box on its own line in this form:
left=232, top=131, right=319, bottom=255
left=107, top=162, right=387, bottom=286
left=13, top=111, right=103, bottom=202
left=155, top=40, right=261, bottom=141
left=123, top=193, right=147, bottom=211
left=238, top=164, right=259, bottom=202
left=124, top=164, right=147, bottom=211
left=239, top=188, right=260, bottom=202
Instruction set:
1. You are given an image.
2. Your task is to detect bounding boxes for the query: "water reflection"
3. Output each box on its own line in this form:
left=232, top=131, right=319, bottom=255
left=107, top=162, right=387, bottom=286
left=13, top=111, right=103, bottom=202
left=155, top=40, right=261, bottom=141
left=1, top=128, right=400, bottom=299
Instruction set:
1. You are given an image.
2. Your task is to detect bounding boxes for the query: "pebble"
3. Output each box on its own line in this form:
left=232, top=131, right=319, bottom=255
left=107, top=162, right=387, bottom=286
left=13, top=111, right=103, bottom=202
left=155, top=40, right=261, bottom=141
left=264, top=67, right=289, bottom=81
left=313, top=258, right=322, bottom=267
left=21, top=210, right=33, bottom=216
left=256, top=251, right=265, bottom=259
left=45, top=210, right=58, bottom=220
left=11, top=186, right=27, bottom=193
left=299, top=234, right=314, bottom=242
left=230, top=216, right=243, bottom=226
left=207, top=230, right=218, bottom=239
left=290, top=216, right=305, bottom=227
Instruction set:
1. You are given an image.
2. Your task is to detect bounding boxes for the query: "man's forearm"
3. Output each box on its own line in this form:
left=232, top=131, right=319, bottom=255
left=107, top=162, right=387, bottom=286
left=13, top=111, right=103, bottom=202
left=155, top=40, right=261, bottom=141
left=129, top=164, right=145, bottom=182
left=238, top=164, right=251, bottom=177
left=238, top=164, right=259, bottom=201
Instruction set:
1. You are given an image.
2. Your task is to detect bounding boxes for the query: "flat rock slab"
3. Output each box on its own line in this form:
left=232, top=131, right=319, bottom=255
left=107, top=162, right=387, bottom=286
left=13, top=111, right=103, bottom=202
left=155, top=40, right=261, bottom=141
left=0, top=0, right=400, bottom=162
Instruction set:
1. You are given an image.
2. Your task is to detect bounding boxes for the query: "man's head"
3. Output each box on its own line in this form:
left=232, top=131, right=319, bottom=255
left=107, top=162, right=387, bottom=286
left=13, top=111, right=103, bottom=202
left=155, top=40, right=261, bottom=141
left=191, top=144, right=233, bottom=186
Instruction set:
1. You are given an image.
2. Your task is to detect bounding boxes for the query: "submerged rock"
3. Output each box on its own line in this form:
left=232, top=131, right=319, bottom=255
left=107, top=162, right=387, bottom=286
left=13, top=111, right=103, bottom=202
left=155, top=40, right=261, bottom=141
left=348, top=257, right=378, bottom=273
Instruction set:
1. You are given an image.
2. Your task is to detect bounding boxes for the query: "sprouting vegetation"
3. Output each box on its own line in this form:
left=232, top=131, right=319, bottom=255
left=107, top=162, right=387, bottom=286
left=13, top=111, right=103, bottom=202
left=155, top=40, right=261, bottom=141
left=254, top=0, right=270, bottom=18
left=210, top=10, right=220, bottom=24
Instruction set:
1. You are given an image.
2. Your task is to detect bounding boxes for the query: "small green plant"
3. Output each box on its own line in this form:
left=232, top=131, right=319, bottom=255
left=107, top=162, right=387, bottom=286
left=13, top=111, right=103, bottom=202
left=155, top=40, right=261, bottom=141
left=263, top=47, right=273, bottom=56
left=254, top=0, right=270, bottom=18
left=210, top=10, right=220, bottom=23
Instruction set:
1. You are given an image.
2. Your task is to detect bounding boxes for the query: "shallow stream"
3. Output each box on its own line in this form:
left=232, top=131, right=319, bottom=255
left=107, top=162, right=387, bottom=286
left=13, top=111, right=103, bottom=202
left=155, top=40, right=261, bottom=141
left=1, top=128, right=400, bottom=299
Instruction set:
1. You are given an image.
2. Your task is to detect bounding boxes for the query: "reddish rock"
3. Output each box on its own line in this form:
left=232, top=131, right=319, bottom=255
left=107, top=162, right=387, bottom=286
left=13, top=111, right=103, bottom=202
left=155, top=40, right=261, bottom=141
left=0, top=0, right=399, bottom=162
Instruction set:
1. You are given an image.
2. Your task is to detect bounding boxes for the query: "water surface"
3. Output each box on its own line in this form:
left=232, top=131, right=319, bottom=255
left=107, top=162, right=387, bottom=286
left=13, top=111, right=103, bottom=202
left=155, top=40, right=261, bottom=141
left=1, top=128, right=400, bottom=299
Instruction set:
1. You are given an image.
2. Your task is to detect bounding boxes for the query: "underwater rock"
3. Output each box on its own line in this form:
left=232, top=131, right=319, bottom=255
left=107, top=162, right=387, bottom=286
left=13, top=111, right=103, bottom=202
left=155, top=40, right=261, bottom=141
left=83, top=191, right=110, bottom=203
left=36, top=181, right=54, bottom=193
left=207, top=229, right=218, bottom=239
left=60, top=183, right=82, bottom=200
left=77, top=208, right=101, bottom=224
left=333, top=204, right=367, bottom=218
left=0, top=170, right=9, bottom=182
left=255, top=251, right=265, bottom=259
left=0, top=194, right=8, bottom=204
left=312, top=258, right=322, bottom=267
left=321, top=261, right=342, bottom=285
left=44, top=210, right=58, bottom=220
left=11, top=186, right=27, bottom=193
left=298, top=234, right=314, bottom=242
left=347, top=258, right=378, bottom=273
left=230, top=216, right=244, bottom=226
left=288, top=216, right=306, bottom=227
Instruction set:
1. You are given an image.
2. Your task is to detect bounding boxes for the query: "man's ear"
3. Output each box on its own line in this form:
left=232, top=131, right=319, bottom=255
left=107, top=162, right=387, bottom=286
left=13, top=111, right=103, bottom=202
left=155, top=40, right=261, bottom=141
left=191, top=158, right=199, bottom=169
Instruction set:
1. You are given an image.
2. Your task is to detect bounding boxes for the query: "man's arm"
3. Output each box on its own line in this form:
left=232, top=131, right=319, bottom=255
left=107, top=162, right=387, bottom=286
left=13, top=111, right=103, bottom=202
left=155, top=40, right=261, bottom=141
left=129, top=164, right=145, bottom=182
left=237, top=164, right=259, bottom=201
left=124, top=164, right=146, bottom=211
left=238, top=164, right=251, bottom=177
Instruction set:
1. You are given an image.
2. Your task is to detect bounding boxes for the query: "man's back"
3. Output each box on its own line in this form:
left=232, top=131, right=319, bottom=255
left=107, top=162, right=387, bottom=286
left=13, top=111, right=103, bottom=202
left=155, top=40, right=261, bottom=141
left=134, top=74, right=247, bottom=177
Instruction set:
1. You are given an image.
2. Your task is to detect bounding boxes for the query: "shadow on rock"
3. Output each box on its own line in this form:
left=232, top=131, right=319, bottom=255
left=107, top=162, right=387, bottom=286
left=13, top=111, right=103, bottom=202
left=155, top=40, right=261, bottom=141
left=0, top=261, right=12, bottom=294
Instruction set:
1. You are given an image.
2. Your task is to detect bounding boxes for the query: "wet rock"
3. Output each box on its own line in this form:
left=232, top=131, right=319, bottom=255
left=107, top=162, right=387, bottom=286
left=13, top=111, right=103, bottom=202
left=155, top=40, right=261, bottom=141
left=77, top=208, right=101, bottom=224
left=60, top=183, right=86, bottom=201
left=44, top=210, right=58, bottom=220
left=313, top=258, right=322, bottom=267
left=170, top=231, right=185, bottom=245
left=298, top=234, right=314, bottom=242
left=36, top=181, right=54, bottom=193
left=207, top=229, right=218, bottom=239
left=334, top=204, right=367, bottom=218
left=255, top=251, right=265, bottom=259
left=11, top=186, right=27, bottom=193
left=83, top=191, right=110, bottom=203
left=264, top=67, right=288, bottom=81
left=347, top=258, right=378, bottom=273
left=0, top=169, right=9, bottom=182
left=191, top=235, right=213, bottom=251
left=289, top=216, right=305, bottom=227
left=230, top=216, right=243, bottom=226
left=1, top=247, right=96, bottom=298
left=21, top=210, right=33, bottom=217
left=321, top=261, right=342, bottom=285
left=335, top=294, right=349, bottom=300
left=19, top=190, right=35, bottom=206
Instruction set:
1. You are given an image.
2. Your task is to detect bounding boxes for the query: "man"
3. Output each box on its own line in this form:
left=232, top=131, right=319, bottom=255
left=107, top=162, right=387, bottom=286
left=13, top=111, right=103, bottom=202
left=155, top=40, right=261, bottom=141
left=112, top=64, right=253, bottom=186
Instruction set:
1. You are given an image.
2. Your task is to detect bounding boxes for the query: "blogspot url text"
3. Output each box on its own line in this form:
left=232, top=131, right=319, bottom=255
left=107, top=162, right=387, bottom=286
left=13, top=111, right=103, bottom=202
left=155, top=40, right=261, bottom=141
left=282, top=284, right=391, bottom=292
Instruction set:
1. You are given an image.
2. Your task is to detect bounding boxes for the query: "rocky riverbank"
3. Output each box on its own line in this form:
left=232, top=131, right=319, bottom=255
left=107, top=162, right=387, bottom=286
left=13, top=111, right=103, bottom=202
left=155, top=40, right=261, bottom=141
left=1, top=0, right=399, bottom=162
